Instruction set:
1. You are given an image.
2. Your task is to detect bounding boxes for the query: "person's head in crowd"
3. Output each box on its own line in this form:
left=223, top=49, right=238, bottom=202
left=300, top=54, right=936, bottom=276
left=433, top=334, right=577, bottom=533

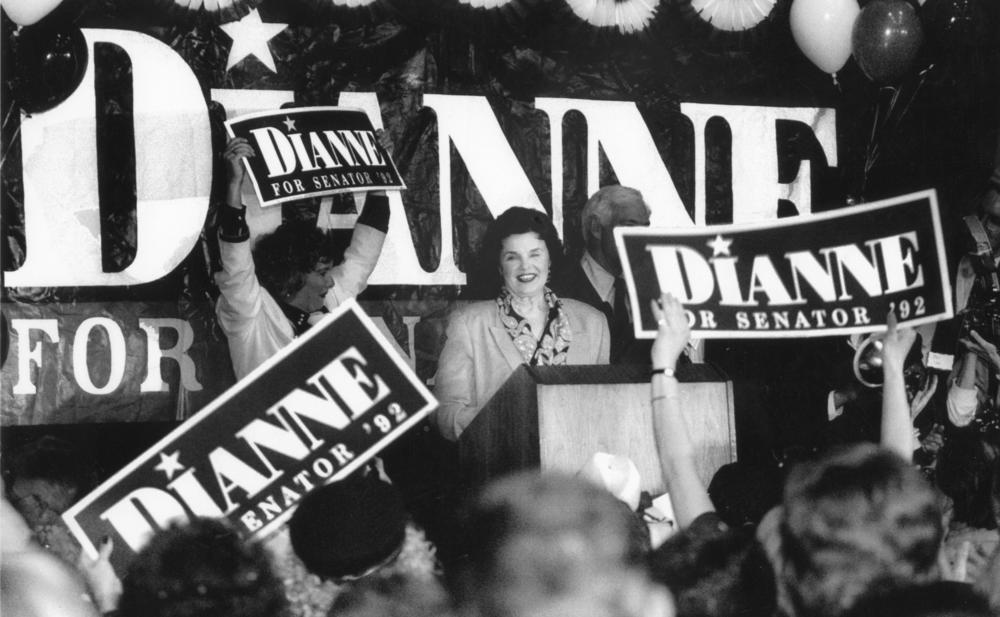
left=118, top=517, right=287, bottom=617
left=707, top=461, right=784, bottom=529
left=468, top=206, right=564, bottom=300
left=327, top=572, right=454, bottom=617
left=288, top=471, right=407, bottom=582
left=252, top=222, right=339, bottom=312
left=648, top=524, right=775, bottom=617
left=580, top=185, right=651, bottom=276
left=5, top=435, right=98, bottom=516
left=2, top=550, right=101, bottom=617
left=5, top=435, right=99, bottom=562
left=779, top=443, right=943, bottom=617
left=843, top=581, right=992, bottom=617
left=936, top=430, right=1000, bottom=530
left=457, top=471, right=673, bottom=617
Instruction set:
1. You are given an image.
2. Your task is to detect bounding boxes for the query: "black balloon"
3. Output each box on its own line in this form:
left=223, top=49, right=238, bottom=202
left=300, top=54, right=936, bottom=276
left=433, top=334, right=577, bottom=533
left=12, top=27, right=89, bottom=114
left=921, top=0, right=989, bottom=52
left=852, top=0, right=924, bottom=85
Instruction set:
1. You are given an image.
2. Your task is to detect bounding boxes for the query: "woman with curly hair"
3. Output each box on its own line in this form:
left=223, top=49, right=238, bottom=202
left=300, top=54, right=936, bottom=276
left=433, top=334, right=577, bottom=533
left=216, top=137, right=389, bottom=379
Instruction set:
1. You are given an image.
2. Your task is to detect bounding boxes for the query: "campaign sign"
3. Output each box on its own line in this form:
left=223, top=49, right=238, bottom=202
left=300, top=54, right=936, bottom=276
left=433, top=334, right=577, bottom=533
left=63, top=300, right=436, bottom=574
left=615, top=190, right=952, bottom=339
left=226, top=106, right=406, bottom=207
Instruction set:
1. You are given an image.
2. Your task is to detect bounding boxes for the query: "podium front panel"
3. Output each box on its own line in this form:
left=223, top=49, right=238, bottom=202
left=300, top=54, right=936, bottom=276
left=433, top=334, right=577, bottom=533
left=460, top=364, right=735, bottom=493
left=537, top=379, right=733, bottom=493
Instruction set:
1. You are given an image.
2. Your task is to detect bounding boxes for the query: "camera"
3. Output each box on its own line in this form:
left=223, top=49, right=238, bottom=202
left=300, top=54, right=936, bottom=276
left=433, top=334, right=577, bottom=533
left=960, top=213, right=1000, bottom=347
left=959, top=301, right=1000, bottom=348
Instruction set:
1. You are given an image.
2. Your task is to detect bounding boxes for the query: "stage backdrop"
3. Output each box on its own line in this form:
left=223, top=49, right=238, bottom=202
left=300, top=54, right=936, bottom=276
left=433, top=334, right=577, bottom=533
left=2, top=0, right=998, bottom=425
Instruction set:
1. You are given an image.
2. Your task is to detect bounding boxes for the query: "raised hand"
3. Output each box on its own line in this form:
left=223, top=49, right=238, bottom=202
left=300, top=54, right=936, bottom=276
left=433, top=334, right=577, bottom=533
left=959, top=330, right=1000, bottom=371
left=650, top=293, right=690, bottom=370
left=880, top=311, right=917, bottom=376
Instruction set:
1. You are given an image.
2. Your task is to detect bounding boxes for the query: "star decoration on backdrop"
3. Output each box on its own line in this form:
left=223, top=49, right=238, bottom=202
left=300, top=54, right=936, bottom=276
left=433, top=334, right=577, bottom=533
left=282, top=116, right=297, bottom=131
left=707, top=234, right=733, bottom=257
left=154, top=450, right=185, bottom=481
left=219, top=9, right=287, bottom=73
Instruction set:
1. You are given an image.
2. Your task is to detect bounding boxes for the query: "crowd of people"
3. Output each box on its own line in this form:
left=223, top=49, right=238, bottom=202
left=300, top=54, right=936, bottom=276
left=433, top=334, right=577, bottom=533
left=2, top=136, right=999, bottom=617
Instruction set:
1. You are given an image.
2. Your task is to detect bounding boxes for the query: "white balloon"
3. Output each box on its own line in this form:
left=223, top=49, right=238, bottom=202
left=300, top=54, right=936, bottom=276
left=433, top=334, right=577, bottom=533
left=790, top=0, right=860, bottom=75
left=0, top=0, right=63, bottom=25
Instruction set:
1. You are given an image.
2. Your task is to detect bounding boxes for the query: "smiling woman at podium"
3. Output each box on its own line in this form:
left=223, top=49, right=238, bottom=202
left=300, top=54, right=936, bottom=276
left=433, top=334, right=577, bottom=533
left=433, top=207, right=611, bottom=441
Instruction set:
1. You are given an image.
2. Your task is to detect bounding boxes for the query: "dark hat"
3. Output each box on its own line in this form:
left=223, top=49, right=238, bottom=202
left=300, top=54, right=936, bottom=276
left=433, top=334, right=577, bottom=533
left=708, top=461, right=783, bottom=528
left=288, top=471, right=407, bottom=580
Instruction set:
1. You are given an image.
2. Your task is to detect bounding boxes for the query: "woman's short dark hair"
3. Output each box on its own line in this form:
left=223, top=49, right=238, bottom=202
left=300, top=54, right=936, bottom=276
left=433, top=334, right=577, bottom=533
left=845, top=581, right=992, bottom=617
left=649, top=525, right=777, bottom=617
left=252, top=222, right=335, bottom=300
left=118, top=518, right=288, bottom=617
left=469, top=207, right=564, bottom=298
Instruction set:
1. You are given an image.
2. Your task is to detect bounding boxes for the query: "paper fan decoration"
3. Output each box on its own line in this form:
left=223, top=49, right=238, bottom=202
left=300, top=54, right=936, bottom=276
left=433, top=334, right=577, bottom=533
left=457, top=0, right=513, bottom=7
left=147, top=0, right=260, bottom=22
left=689, top=0, right=775, bottom=31
left=565, top=0, right=660, bottom=34
left=167, top=0, right=251, bottom=11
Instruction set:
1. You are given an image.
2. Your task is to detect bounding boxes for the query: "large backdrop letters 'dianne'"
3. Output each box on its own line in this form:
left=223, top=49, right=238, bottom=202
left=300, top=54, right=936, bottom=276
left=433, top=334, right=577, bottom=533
left=2, top=21, right=844, bottom=424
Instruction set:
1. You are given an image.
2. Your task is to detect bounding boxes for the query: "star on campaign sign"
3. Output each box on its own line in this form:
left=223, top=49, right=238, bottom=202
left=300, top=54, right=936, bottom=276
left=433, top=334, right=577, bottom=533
left=706, top=234, right=733, bottom=257
left=153, top=451, right=184, bottom=481
left=219, top=9, right=287, bottom=73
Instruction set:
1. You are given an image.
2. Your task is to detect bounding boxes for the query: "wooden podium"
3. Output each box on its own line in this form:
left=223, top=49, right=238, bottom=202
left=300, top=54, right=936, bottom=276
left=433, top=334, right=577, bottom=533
left=458, top=364, right=735, bottom=494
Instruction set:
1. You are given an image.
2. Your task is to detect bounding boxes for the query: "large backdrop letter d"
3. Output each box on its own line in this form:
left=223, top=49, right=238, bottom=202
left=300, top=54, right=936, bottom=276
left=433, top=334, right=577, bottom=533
left=5, top=29, right=211, bottom=288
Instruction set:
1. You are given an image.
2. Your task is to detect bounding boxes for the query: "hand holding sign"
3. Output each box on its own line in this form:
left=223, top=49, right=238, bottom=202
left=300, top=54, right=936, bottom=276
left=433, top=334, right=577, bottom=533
left=77, top=536, right=122, bottom=613
left=224, top=137, right=255, bottom=190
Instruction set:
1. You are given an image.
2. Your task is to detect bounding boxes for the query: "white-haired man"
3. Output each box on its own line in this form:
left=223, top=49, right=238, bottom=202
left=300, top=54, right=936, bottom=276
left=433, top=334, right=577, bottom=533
left=555, top=185, right=651, bottom=363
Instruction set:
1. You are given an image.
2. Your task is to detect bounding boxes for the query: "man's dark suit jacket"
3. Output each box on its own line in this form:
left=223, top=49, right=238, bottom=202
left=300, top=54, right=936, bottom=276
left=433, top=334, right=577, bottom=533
left=554, top=258, right=652, bottom=365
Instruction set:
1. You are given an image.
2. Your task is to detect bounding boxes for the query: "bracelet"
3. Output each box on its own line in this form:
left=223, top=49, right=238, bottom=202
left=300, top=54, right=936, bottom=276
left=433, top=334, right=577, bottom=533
left=651, top=367, right=676, bottom=378
left=651, top=394, right=680, bottom=403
